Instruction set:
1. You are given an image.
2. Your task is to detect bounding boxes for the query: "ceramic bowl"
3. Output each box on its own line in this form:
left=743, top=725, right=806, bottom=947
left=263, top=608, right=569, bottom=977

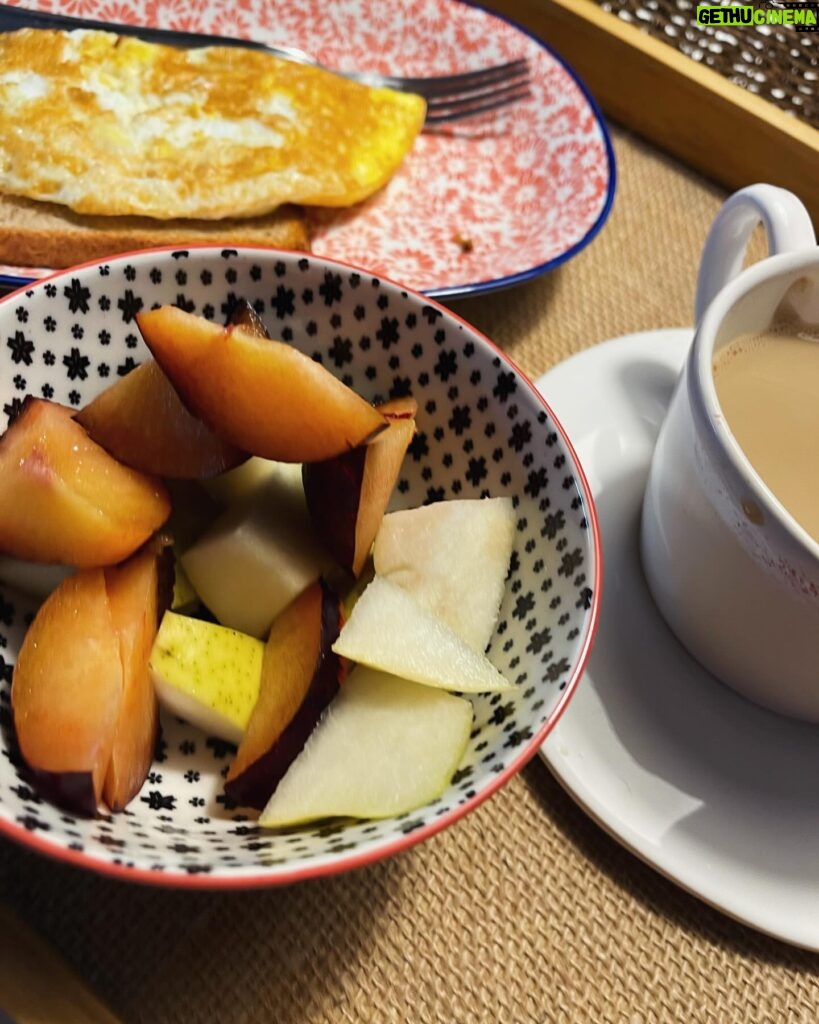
left=0, top=246, right=600, bottom=887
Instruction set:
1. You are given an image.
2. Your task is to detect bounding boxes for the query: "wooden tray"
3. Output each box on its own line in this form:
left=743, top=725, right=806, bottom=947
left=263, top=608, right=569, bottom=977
left=491, top=0, right=819, bottom=227
left=0, top=903, right=121, bottom=1024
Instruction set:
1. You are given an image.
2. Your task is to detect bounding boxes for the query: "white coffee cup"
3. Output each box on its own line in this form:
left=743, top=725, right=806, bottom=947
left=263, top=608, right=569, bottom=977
left=640, top=184, right=819, bottom=721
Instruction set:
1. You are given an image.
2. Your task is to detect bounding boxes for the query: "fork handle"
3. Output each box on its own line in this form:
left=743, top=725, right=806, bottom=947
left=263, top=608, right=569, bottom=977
left=0, top=3, right=313, bottom=63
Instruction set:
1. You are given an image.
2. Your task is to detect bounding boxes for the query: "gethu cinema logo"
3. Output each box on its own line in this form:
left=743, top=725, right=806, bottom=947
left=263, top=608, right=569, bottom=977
left=696, top=2, right=818, bottom=25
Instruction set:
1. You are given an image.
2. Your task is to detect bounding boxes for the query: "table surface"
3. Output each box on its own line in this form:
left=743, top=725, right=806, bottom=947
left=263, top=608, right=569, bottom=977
left=2, top=38, right=819, bottom=1024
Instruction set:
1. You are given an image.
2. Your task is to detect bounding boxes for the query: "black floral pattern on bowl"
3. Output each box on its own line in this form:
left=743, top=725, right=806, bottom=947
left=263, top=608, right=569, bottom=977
left=0, top=247, right=599, bottom=886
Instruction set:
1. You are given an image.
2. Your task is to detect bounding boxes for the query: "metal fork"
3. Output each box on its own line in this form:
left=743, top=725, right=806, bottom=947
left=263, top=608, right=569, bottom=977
left=0, top=3, right=531, bottom=125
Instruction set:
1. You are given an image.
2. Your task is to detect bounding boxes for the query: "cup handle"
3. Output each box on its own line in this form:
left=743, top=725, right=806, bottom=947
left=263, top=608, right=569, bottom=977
left=694, top=184, right=816, bottom=324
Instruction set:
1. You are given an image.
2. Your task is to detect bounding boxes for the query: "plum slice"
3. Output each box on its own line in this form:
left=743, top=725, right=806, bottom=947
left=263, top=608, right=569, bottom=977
left=224, top=579, right=343, bottom=810
left=0, top=398, right=170, bottom=567
left=11, top=542, right=173, bottom=815
left=102, top=542, right=172, bottom=811
left=136, top=305, right=387, bottom=463
left=12, top=569, right=123, bottom=816
left=302, top=396, right=417, bottom=576
left=76, top=359, right=247, bottom=479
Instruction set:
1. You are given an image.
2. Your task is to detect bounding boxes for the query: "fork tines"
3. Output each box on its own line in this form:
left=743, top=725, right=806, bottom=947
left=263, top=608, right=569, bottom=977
left=381, top=59, right=532, bottom=125
left=425, top=82, right=533, bottom=124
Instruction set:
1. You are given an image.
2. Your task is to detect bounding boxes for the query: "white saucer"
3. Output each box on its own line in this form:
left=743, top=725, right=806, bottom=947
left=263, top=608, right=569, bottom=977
left=536, top=328, right=819, bottom=952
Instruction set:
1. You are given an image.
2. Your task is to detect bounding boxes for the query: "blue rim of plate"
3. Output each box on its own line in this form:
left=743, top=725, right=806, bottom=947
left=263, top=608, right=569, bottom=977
left=427, top=0, right=617, bottom=301
left=0, top=0, right=616, bottom=302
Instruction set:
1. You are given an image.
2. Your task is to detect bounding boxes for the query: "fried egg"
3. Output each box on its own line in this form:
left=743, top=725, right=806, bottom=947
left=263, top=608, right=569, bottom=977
left=0, top=29, right=426, bottom=220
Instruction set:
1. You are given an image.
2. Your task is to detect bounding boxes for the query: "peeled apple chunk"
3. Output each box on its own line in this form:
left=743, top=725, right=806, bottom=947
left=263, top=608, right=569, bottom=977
left=149, top=612, right=264, bottom=744
left=259, top=666, right=473, bottom=827
left=202, top=456, right=282, bottom=508
left=331, top=576, right=513, bottom=693
left=181, top=462, right=333, bottom=638
left=373, top=497, right=515, bottom=652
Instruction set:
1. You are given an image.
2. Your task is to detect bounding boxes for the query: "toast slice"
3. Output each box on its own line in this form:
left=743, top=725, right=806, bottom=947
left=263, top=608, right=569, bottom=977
left=0, top=193, right=311, bottom=269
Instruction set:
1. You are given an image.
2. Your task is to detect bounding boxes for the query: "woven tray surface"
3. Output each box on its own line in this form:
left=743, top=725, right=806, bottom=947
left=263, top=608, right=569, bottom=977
left=598, top=0, right=818, bottom=128
left=2, top=127, right=818, bottom=1023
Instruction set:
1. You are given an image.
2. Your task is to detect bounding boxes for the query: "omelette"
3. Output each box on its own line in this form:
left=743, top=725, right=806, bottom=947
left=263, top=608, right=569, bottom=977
left=0, top=28, right=426, bottom=220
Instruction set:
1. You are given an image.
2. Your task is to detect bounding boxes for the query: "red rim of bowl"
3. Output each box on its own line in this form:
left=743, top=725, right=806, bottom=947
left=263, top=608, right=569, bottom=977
left=0, top=244, right=603, bottom=888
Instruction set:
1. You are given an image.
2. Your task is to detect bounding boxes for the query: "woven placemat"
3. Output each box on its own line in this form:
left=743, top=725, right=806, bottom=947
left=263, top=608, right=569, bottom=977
left=2, top=128, right=818, bottom=1023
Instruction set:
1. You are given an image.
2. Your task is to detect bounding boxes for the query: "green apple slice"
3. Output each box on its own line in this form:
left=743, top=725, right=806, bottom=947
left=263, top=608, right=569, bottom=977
left=331, top=575, right=513, bottom=693
left=171, top=561, right=199, bottom=614
left=259, top=666, right=473, bottom=827
left=149, top=611, right=264, bottom=744
left=372, top=496, right=516, bottom=653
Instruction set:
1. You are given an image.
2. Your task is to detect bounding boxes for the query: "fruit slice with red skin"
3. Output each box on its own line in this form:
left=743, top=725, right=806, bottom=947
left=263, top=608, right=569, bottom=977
left=102, top=541, right=173, bottom=811
left=224, top=579, right=344, bottom=810
left=0, top=398, right=170, bottom=567
left=75, top=359, right=247, bottom=479
left=11, top=569, right=123, bottom=816
left=136, top=305, right=387, bottom=462
left=302, top=396, right=417, bottom=576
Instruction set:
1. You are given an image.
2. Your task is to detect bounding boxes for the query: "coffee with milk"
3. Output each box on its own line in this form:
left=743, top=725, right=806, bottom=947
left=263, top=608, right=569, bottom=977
left=713, top=279, right=819, bottom=543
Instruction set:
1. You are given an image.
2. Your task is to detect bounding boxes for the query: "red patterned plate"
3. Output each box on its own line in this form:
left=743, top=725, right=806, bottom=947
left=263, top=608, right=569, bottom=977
left=0, top=0, right=615, bottom=299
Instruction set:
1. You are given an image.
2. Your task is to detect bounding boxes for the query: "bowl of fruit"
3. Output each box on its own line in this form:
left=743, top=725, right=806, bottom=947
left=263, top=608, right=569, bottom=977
left=0, top=246, right=600, bottom=887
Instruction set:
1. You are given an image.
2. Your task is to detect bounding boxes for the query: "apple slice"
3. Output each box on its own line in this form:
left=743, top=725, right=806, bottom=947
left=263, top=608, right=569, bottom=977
left=373, top=497, right=516, bottom=652
left=136, top=305, right=387, bottom=462
left=162, top=480, right=222, bottom=612
left=149, top=611, right=264, bottom=744
left=181, top=462, right=334, bottom=638
left=203, top=457, right=284, bottom=508
left=332, top=575, right=512, bottom=692
left=75, top=359, right=247, bottom=479
left=102, top=542, right=171, bottom=811
left=0, top=398, right=170, bottom=567
left=224, top=579, right=343, bottom=809
left=259, top=666, right=473, bottom=827
left=170, top=562, right=199, bottom=613
left=302, top=396, right=417, bottom=576
left=11, top=569, right=123, bottom=816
